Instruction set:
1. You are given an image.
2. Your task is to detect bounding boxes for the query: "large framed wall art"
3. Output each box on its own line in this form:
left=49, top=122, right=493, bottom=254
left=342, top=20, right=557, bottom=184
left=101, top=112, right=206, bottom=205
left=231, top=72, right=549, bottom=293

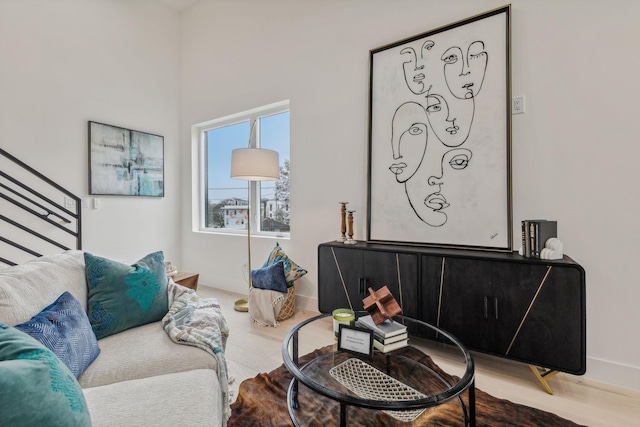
left=89, top=121, right=164, bottom=197
left=367, top=6, right=512, bottom=251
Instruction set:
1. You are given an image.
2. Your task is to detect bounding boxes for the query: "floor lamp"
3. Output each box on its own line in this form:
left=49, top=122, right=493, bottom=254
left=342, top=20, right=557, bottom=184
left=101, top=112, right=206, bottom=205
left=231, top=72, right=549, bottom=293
left=230, top=146, right=280, bottom=312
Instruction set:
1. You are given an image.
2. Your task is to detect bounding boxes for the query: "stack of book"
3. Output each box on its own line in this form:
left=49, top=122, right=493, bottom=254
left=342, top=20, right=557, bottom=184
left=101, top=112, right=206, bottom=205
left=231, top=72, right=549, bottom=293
left=521, top=219, right=557, bottom=258
left=355, top=314, right=408, bottom=353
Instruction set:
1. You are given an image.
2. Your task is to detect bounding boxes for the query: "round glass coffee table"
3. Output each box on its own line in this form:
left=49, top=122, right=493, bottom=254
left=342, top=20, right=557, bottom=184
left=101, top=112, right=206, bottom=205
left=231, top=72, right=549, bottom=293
left=282, top=313, right=475, bottom=426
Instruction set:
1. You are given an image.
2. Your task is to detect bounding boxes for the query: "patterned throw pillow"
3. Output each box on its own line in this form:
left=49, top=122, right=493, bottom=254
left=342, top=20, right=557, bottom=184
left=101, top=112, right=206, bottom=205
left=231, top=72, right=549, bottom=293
left=0, top=324, right=92, bottom=427
left=251, top=261, right=288, bottom=293
left=15, top=291, right=100, bottom=378
left=262, top=242, right=307, bottom=285
left=85, top=251, right=168, bottom=339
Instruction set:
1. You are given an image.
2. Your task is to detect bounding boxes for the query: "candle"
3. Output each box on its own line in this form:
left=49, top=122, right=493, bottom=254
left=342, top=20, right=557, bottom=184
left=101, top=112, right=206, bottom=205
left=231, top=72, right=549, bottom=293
left=332, top=308, right=355, bottom=338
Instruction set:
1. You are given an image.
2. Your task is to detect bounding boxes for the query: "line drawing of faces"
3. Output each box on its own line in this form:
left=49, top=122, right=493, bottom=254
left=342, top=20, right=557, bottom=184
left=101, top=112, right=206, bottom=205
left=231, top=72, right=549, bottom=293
left=441, top=41, right=488, bottom=100
left=404, top=147, right=473, bottom=227
left=400, top=39, right=435, bottom=95
left=389, top=102, right=429, bottom=183
left=425, top=93, right=475, bottom=148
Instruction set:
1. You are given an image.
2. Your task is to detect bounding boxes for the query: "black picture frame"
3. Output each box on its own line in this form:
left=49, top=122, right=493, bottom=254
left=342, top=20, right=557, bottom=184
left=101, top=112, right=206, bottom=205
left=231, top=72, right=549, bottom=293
left=338, top=324, right=374, bottom=359
left=367, top=6, right=512, bottom=251
left=89, top=121, right=164, bottom=197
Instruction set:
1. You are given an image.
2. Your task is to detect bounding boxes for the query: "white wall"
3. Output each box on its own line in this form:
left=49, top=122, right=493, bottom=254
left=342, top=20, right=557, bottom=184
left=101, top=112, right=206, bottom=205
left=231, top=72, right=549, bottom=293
left=1, top=0, right=637, bottom=393
left=180, top=0, right=640, bottom=391
left=0, top=0, right=182, bottom=263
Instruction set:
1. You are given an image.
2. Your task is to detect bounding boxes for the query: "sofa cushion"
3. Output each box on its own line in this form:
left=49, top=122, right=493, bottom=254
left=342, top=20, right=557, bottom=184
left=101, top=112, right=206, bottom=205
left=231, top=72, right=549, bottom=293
left=0, top=251, right=87, bottom=326
left=262, top=242, right=308, bottom=284
left=0, top=324, right=92, bottom=427
left=83, top=369, right=221, bottom=427
left=85, top=251, right=168, bottom=339
left=251, top=260, right=288, bottom=293
left=78, top=321, right=217, bottom=389
left=15, top=291, right=100, bottom=378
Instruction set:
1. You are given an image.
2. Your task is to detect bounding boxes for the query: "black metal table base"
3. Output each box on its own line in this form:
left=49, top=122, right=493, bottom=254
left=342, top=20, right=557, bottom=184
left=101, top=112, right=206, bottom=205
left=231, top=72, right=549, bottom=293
left=287, top=377, right=476, bottom=427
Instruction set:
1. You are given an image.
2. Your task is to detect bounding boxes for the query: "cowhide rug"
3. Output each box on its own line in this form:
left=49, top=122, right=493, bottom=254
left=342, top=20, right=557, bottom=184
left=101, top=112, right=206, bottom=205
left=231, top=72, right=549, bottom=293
left=228, top=346, right=586, bottom=426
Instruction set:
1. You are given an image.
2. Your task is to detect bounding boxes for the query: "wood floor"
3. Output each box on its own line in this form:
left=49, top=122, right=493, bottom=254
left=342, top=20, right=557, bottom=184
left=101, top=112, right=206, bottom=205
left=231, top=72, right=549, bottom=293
left=198, top=287, right=640, bottom=426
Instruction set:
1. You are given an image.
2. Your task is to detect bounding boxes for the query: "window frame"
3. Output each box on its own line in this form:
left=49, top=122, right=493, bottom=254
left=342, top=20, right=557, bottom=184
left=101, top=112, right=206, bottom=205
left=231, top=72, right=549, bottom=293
left=192, top=100, right=290, bottom=238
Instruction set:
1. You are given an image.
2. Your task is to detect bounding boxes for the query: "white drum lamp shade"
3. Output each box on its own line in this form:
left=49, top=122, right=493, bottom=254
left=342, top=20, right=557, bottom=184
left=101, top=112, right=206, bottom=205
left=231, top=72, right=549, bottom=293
left=230, top=148, right=280, bottom=181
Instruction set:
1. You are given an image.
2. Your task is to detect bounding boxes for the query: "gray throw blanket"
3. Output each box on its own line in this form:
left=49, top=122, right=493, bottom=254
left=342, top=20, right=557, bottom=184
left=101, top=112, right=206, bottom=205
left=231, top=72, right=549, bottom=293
left=162, top=281, right=231, bottom=425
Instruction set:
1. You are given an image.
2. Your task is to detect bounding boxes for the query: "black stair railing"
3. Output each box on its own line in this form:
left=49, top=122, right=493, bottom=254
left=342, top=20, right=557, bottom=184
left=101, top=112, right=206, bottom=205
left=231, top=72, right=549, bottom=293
left=0, top=147, right=81, bottom=266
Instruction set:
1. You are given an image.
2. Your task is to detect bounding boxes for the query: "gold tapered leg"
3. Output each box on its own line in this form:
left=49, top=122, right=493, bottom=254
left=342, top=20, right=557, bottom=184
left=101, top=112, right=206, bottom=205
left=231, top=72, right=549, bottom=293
left=529, top=365, right=559, bottom=394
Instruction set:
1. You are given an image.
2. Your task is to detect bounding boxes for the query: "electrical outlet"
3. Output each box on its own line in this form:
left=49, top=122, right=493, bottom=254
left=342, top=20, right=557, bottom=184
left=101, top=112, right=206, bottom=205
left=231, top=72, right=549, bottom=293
left=512, top=95, right=525, bottom=114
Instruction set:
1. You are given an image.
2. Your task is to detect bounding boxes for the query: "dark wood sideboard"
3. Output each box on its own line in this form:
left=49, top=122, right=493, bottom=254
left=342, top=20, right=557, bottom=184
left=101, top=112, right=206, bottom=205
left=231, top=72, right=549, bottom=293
left=318, top=241, right=586, bottom=379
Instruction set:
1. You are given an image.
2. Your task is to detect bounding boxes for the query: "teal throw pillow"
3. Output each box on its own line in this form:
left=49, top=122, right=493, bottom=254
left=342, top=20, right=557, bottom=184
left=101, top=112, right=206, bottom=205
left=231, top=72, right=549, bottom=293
left=251, top=261, right=288, bottom=293
left=262, top=242, right=307, bottom=285
left=85, top=251, right=168, bottom=339
left=0, top=324, right=92, bottom=427
left=15, top=291, right=100, bottom=378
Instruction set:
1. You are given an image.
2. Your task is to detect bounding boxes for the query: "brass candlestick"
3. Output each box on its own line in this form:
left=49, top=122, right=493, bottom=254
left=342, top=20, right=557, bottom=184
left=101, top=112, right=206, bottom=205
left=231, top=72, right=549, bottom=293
left=345, top=210, right=356, bottom=245
left=337, top=202, right=348, bottom=242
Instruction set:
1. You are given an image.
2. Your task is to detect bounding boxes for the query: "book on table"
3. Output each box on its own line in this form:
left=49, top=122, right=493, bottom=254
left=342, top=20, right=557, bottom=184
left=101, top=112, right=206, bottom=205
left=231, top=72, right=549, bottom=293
left=522, top=219, right=545, bottom=257
left=355, top=315, right=407, bottom=339
left=376, top=332, right=408, bottom=345
left=533, top=220, right=557, bottom=258
left=373, top=337, right=409, bottom=353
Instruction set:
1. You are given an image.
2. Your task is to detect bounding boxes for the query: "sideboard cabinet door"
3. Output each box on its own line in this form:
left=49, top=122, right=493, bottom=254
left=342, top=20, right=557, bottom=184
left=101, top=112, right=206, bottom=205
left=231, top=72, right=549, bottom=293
left=501, top=264, right=586, bottom=374
left=437, top=257, right=494, bottom=351
left=419, top=255, right=444, bottom=337
left=318, top=245, right=362, bottom=313
left=363, top=250, right=419, bottom=317
left=318, top=243, right=419, bottom=317
left=487, top=262, right=555, bottom=357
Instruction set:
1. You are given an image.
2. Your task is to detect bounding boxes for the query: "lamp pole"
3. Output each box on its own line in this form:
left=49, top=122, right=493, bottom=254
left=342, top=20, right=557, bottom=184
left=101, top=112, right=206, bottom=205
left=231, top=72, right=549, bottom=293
left=230, top=124, right=280, bottom=312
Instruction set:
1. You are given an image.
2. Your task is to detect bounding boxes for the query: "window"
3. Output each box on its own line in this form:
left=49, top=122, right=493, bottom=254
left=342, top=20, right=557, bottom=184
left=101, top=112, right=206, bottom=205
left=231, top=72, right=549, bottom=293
left=194, top=101, right=290, bottom=237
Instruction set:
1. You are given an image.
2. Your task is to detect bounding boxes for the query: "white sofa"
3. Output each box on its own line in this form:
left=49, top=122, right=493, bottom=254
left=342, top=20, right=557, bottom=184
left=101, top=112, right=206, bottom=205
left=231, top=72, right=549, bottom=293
left=0, top=251, right=226, bottom=427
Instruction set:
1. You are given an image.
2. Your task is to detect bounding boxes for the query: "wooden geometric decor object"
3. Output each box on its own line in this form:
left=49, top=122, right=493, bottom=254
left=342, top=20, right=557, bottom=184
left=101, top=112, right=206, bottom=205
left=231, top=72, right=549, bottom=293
left=362, top=285, right=402, bottom=325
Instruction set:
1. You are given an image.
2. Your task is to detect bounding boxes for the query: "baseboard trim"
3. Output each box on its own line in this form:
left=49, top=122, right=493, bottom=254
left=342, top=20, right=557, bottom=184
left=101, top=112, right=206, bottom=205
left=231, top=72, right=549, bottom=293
left=583, top=356, right=640, bottom=393
left=293, top=294, right=319, bottom=313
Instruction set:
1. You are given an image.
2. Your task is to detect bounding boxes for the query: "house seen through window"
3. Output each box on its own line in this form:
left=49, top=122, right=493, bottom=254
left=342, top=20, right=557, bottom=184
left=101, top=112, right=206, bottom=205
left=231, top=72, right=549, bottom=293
left=196, top=101, right=290, bottom=236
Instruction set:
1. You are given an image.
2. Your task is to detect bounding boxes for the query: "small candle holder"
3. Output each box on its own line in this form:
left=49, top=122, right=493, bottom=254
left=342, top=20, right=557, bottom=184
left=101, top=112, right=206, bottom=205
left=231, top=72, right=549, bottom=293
left=336, top=202, right=348, bottom=242
left=345, top=210, right=357, bottom=245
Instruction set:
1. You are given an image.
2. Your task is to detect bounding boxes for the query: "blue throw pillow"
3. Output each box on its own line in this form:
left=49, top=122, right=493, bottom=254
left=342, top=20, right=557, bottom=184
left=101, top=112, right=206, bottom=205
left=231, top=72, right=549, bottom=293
left=251, top=261, right=288, bottom=293
left=85, top=251, right=168, bottom=339
left=262, top=242, right=308, bottom=285
left=0, top=324, right=92, bottom=427
left=15, top=291, right=100, bottom=378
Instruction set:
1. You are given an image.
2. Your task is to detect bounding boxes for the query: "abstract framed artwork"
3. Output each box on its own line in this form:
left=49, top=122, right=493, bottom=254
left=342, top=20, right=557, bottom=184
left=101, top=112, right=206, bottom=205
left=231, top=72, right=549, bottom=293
left=89, top=121, right=164, bottom=197
left=367, top=6, right=512, bottom=251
